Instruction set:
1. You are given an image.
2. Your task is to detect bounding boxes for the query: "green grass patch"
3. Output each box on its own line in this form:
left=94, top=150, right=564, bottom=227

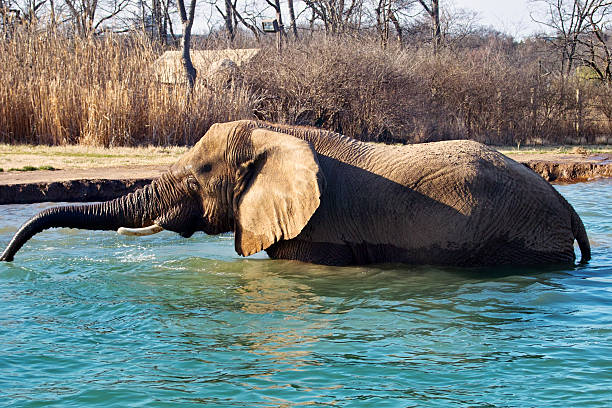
left=7, top=165, right=57, bottom=172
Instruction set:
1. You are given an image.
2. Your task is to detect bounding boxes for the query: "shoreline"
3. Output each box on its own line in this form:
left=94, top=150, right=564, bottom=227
left=0, top=153, right=610, bottom=205
left=0, top=165, right=165, bottom=205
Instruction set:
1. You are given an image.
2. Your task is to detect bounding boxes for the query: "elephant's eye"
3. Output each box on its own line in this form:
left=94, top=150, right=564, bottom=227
left=186, top=176, right=199, bottom=192
left=200, top=164, right=212, bottom=173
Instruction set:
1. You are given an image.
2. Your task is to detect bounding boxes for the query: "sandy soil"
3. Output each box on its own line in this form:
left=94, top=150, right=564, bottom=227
left=507, top=151, right=612, bottom=167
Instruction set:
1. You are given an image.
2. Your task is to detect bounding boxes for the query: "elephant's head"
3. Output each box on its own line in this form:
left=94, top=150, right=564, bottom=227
left=0, top=121, right=325, bottom=262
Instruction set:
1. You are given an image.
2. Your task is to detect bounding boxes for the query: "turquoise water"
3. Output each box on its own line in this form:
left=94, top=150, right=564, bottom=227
left=0, top=180, right=610, bottom=407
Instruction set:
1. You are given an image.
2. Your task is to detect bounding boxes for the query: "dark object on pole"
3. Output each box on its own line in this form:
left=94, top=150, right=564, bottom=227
left=262, top=19, right=282, bottom=53
left=262, top=19, right=279, bottom=33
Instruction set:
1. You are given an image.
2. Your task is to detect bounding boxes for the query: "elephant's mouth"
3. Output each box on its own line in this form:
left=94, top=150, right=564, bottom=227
left=116, top=199, right=224, bottom=239
left=179, top=229, right=196, bottom=238
left=155, top=219, right=198, bottom=238
left=148, top=200, right=207, bottom=238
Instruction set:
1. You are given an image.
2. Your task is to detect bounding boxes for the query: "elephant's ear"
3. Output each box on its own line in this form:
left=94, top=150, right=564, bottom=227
left=233, top=129, right=325, bottom=256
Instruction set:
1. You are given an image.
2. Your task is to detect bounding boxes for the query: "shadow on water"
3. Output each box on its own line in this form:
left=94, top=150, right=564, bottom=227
left=0, top=181, right=610, bottom=407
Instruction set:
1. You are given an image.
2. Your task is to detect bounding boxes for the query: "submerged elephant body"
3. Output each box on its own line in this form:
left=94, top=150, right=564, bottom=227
left=1, top=120, right=590, bottom=266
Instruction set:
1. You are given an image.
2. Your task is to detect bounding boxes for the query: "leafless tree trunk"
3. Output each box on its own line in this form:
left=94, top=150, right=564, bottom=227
left=177, top=0, right=197, bottom=90
left=376, top=0, right=403, bottom=47
left=64, top=0, right=131, bottom=36
left=265, top=0, right=286, bottom=35
left=389, top=7, right=402, bottom=44
left=417, top=0, right=441, bottom=51
left=162, top=0, right=177, bottom=45
left=265, top=0, right=286, bottom=51
left=223, top=0, right=234, bottom=41
left=375, top=0, right=389, bottom=47
left=228, top=0, right=261, bottom=41
left=288, top=0, right=298, bottom=38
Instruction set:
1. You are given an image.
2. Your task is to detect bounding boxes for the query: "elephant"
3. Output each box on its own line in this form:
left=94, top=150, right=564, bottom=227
left=1, top=120, right=590, bottom=266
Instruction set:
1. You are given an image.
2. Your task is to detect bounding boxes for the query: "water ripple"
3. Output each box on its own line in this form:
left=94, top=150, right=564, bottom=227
left=0, top=181, right=611, bottom=407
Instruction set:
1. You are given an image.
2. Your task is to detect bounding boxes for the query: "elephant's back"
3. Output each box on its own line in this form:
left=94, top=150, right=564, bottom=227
left=313, top=140, right=505, bottom=247
left=355, top=139, right=577, bottom=264
left=364, top=139, right=513, bottom=196
left=400, top=140, right=577, bottom=264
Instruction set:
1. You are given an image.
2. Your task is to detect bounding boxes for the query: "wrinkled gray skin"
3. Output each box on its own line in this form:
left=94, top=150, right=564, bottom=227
left=1, top=120, right=590, bottom=266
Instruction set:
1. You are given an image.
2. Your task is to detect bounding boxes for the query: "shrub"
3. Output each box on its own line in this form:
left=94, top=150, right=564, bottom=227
left=0, top=28, right=609, bottom=146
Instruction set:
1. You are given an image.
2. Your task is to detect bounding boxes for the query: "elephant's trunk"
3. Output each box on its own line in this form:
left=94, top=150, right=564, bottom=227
left=0, top=179, right=167, bottom=262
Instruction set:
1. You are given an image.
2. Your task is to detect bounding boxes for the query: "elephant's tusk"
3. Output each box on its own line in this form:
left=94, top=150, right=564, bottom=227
left=117, top=224, right=164, bottom=236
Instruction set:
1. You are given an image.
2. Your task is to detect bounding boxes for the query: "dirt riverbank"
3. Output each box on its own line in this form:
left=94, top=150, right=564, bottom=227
left=0, top=165, right=165, bottom=204
left=0, top=150, right=610, bottom=205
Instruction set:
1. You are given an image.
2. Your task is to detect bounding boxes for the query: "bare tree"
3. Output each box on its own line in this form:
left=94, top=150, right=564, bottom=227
left=439, top=5, right=479, bottom=47
left=9, top=0, right=129, bottom=34
left=287, top=0, right=297, bottom=38
left=177, top=0, right=196, bottom=89
left=228, top=0, right=261, bottom=41
left=2, top=0, right=46, bottom=25
left=532, top=0, right=612, bottom=80
left=375, top=0, right=410, bottom=47
left=63, top=0, right=132, bottom=36
left=304, top=0, right=363, bottom=34
left=138, top=0, right=173, bottom=43
left=584, top=1, right=612, bottom=82
left=416, top=0, right=441, bottom=51
left=213, top=0, right=234, bottom=41
left=152, top=0, right=170, bottom=42
left=264, top=0, right=285, bottom=35
left=264, top=0, right=286, bottom=51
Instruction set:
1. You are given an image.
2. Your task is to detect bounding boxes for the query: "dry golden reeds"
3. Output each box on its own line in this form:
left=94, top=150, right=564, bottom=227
left=0, top=27, right=256, bottom=146
left=0, top=27, right=610, bottom=147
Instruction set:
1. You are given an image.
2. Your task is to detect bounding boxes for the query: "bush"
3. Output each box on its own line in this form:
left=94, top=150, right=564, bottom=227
left=0, top=28, right=609, bottom=146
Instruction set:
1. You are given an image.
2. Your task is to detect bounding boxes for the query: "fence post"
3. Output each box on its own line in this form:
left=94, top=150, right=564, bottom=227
left=575, top=88, right=582, bottom=140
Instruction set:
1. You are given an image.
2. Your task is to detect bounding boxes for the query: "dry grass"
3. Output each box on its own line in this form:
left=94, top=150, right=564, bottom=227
left=0, top=28, right=610, bottom=147
left=0, top=27, right=256, bottom=147
left=498, top=145, right=612, bottom=155
left=499, top=145, right=612, bottom=154
left=244, top=38, right=423, bottom=143
left=0, top=143, right=187, bottom=169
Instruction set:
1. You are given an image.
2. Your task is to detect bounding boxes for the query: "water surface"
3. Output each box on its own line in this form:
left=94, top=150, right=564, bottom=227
left=0, top=180, right=611, bottom=407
